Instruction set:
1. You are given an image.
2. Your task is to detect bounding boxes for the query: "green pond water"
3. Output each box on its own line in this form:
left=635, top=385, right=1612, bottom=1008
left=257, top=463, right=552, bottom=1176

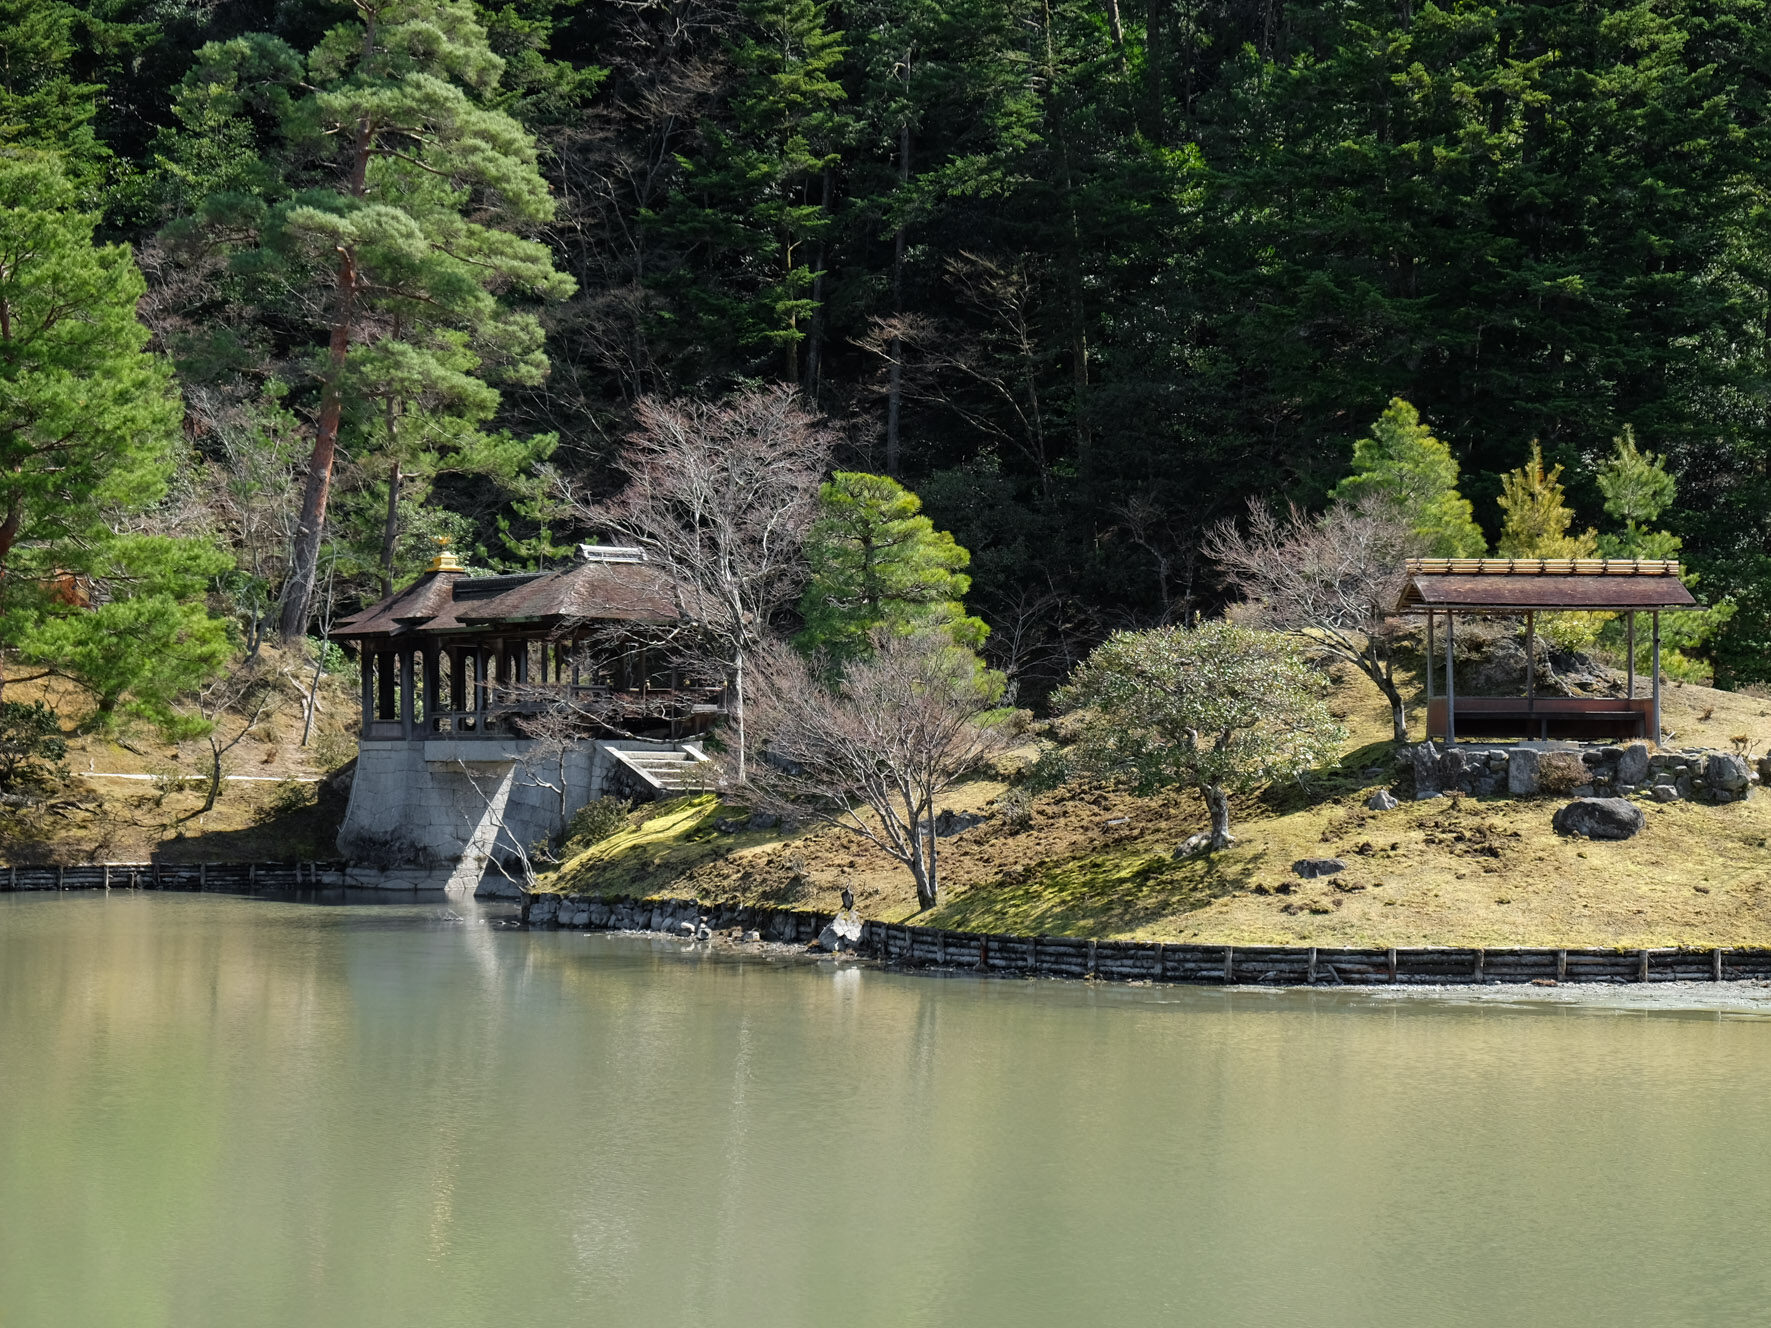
left=3, top=892, right=1771, bottom=1327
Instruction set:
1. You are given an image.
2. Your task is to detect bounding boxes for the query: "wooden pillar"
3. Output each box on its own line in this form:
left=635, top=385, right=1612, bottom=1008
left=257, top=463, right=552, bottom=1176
left=449, top=647, right=468, bottom=719
left=516, top=640, right=529, bottom=684
left=1626, top=611, right=1636, bottom=700
left=477, top=646, right=490, bottom=720
left=377, top=650, right=396, bottom=720
left=1652, top=611, right=1662, bottom=746
left=399, top=648, right=415, bottom=740
left=360, top=649, right=374, bottom=728
left=422, top=644, right=441, bottom=730
left=1444, top=611, right=1457, bottom=744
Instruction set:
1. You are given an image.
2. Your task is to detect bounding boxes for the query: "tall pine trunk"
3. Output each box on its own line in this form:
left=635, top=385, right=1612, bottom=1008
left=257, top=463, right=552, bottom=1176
left=278, top=24, right=375, bottom=641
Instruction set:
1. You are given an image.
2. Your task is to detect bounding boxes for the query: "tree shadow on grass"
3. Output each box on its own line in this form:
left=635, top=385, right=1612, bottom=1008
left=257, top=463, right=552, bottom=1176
left=931, top=841, right=1270, bottom=939
left=153, top=785, right=348, bottom=863
left=1258, top=740, right=1398, bottom=817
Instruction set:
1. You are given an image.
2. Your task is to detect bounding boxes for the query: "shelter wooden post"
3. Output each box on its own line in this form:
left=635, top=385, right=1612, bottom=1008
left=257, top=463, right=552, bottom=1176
left=1425, top=611, right=1434, bottom=707
left=1652, top=611, right=1662, bottom=745
left=359, top=650, right=373, bottom=728
left=1444, top=610, right=1456, bottom=744
left=1525, top=611, right=1535, bottom=726
left=1626, top=611, right=1636, bottom=699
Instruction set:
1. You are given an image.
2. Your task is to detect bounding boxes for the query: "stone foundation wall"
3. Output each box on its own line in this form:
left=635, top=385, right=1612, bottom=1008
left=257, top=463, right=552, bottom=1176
left=337, top=737, right=687, bottom=892
left=1410, top=741, right=1755, bottom=805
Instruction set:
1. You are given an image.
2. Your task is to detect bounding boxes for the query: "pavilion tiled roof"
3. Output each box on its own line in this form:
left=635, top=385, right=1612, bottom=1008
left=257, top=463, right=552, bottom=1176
left=333, top=557, right=680, bottom=641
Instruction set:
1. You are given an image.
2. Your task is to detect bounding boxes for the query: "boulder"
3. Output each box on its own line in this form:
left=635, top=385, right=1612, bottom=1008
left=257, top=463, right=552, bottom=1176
left=1365, top=789, right=1400, bottom=811
left=1412, top=742, right=1442, bottom=799
left=1507, top=747, right=1541, bottom=796
left=1292, top=857, right=1347, bottom=879
left=1706, top=752, right=1752, bottom=798
left=1552, top=797, right=1646, bottom=840
left=1437, top=746, right=1471, bottom=792
left=816, top=911, right=864, bottom=952
left=1617, top=742, right=1650, bottom=787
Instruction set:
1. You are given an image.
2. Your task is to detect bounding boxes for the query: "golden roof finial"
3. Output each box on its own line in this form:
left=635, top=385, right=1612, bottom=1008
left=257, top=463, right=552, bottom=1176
left=427, top=536, right=465, bottom=574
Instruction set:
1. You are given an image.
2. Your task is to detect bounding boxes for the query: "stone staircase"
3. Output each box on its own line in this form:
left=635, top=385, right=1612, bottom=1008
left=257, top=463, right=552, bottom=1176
left=602, top=742, right=716, bottom=798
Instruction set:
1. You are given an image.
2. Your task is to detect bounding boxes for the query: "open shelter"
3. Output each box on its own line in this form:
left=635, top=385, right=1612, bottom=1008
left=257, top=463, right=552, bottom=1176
left=1395, top=558, right=1698, bottom=744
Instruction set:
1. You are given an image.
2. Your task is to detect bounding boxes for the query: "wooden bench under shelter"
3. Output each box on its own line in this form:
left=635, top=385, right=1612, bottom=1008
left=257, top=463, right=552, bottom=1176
left=1395, top=558, right=1699, bottom=744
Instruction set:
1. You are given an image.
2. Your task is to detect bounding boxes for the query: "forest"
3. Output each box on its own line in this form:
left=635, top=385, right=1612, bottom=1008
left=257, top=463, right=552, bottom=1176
left=4, top=0, right=1771, bottom=736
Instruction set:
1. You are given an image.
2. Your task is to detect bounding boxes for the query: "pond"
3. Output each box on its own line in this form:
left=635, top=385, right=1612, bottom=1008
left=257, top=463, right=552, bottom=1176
left=3, top=892, right=1769, bottom=1326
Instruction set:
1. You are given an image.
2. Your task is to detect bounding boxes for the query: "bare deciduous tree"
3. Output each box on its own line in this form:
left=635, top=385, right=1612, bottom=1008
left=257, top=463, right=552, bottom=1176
left=568, top=386, right=836, bottom=779
left=1204, top=498, right=1418, bottom=743
left=186, top=663, right=276, bottom=818
left=739, top=633, right=1016, bottom=912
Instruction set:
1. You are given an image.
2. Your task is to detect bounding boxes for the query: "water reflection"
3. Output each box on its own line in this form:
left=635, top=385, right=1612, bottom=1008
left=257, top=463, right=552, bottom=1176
left=2, top=893, right=1770, bottom=1327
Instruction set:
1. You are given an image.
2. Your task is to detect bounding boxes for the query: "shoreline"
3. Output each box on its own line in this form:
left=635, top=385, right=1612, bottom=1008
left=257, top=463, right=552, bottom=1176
left=522, top=891, right=1771, bottom=990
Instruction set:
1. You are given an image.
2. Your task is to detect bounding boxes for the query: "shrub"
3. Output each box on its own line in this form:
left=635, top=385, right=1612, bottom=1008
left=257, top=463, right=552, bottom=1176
left=565, top=797, right=632, bottom=847
left=0, top=701, right=67, bottom=792
left=993, top=786, right=1035, bottom=833
left=1018, top=746, right=1072, bottom=794
left=1537, top=751, right=1589, bottom=796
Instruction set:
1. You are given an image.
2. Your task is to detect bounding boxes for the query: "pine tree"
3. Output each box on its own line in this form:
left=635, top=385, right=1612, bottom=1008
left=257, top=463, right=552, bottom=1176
left=795, top=472, right=987, bottom=663
left=1496, top=443, right=1597, bottom=560
left=1330, top=398, right=1485, bottom=556
left=176, top=1, right=575, bottom=638
left=649, top=0, right=846, bottom=379
left=1497, top=442, right=1602, bottom=649
left=0, top=0, right=103, bottom=188
left=0, top=154, right=230, bottom=719
left=1595, top=425, right=1677, bottom=554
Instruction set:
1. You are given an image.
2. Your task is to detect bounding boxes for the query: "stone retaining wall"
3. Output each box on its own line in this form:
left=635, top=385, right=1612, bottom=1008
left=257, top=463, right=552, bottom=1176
left=1411, top=741, right=1756, bottom=804
left=522, top=892, right=1771, bottom=986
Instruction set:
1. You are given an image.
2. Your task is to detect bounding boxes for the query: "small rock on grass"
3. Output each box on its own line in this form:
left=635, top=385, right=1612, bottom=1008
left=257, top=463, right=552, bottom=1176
left=1365, top=789, right=1400, bottom=811
left=1292, top=857, right=1347, bottom=879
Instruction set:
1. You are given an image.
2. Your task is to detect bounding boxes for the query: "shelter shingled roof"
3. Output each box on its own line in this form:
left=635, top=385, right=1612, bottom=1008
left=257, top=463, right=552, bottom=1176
left=1395, top=558, right=1697, bottom=613
left=333, top=556, right=680, bottom=642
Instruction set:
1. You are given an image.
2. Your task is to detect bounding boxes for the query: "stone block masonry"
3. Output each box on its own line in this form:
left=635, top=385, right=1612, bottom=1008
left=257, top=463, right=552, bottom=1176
left=337, top=737, right=703, bottom=893
left=1411, top=741, right=1755, bottom=805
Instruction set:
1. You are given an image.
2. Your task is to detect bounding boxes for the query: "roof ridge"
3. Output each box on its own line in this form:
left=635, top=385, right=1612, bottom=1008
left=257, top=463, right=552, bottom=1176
left=1404, top=557, right=1681, bottom=576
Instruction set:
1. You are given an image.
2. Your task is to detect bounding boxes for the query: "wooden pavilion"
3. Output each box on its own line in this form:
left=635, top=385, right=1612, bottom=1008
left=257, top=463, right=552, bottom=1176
left=331, top=544, right=724, bottom=743
left=1395, top=557, right=1698, bottom=744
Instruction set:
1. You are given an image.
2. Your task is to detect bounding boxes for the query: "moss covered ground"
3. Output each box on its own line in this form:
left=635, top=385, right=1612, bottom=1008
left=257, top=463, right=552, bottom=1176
left=536, top=656, right=1771, bottom=949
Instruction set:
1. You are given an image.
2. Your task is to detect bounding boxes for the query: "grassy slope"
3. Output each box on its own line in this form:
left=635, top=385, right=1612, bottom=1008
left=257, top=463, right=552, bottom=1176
left=0, top=646, right=356, bottom=864
left=539, top=658, right=1771, bottom=949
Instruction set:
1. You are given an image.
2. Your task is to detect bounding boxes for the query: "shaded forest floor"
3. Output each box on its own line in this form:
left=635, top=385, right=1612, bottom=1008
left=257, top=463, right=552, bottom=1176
left=538, top=657, right=1771, bottom=949
left=0, top=648, right=357, bottom=864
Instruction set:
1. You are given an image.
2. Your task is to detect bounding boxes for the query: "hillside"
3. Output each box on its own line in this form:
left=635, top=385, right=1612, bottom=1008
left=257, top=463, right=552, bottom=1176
left=0, top=648, right=357, bottom=865
left=537, top=653, right=1771, bottom=949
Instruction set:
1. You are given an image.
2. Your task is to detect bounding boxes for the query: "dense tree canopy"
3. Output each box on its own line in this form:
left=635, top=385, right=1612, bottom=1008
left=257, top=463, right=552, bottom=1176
left=3, top=0, right=1769, bottom=701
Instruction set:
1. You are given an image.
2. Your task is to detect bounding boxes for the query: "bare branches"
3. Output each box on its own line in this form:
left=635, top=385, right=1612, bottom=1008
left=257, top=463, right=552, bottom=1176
left=738, top=633, right=1016, bottom=911
left=562, top=385, right=836, bottom=778
left=1205, top=497, right=1420, bottom=741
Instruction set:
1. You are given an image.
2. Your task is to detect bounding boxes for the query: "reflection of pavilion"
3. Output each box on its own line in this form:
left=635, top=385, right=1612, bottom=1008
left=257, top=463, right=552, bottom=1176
left=1396, top=558, right=1698, bottom=744
left=328, top=545, right=721, bottom=893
